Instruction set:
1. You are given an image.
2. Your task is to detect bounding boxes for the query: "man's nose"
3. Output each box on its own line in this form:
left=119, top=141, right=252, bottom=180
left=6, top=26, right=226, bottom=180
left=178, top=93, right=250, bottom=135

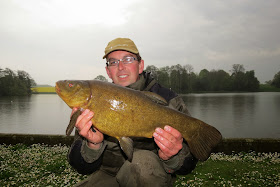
left=118, top=60, right=125, bottom=70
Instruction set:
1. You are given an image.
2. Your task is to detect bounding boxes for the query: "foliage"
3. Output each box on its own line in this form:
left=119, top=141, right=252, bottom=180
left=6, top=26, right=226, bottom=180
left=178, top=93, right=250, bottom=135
left=0, top=68, right=36, bottom=96
left=94, top=75, right=108, bottom=82
left=145, top=64, right=260, bottom=93
left=271, top=71, right=280, bottom=88
left=259, top=84, right=280, bottom=92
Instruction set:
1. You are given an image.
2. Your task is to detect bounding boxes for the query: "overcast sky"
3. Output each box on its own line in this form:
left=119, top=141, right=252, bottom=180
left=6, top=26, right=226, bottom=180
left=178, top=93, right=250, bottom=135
left=1, top=0, right=279, bottom=85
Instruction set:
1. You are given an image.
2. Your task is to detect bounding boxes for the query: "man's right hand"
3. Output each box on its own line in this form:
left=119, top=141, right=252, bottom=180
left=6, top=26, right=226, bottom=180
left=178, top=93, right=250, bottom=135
left=71, top=108, right=104, bottom=149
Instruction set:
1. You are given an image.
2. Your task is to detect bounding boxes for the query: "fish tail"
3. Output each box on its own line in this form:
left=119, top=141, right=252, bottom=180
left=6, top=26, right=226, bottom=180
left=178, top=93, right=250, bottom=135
left=186, top=124, right=222, bottom=161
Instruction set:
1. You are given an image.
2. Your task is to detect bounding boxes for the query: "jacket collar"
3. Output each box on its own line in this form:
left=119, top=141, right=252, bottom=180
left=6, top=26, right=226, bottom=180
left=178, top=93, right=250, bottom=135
left=126, top=71, right=156, bottom=91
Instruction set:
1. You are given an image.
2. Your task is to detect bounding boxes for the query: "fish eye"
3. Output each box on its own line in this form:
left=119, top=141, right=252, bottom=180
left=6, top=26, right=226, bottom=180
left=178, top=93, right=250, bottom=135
left=68, top=83, right=74, bottom=88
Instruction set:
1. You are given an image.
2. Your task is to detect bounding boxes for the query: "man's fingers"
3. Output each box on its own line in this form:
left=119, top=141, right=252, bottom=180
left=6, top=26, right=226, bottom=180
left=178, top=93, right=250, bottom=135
left=164, top=125, right=182, bottom=141
left=75, top=109, right=94, bottom=130
left=79, top=120, right=93, bottom=137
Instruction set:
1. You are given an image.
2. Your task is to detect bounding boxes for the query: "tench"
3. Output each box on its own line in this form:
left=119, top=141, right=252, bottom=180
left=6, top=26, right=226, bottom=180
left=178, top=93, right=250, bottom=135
left=55, top=80, right=222, bottom=161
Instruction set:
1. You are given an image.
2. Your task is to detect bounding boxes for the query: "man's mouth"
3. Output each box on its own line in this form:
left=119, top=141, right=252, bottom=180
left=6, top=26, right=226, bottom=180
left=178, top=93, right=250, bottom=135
left=118, top=75, right=128, bottom=78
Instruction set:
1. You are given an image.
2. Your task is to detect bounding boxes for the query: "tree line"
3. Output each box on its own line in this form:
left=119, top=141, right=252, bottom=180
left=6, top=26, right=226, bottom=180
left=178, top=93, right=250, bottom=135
left=0, top=68, right=36, bottom=96
left=266, top=71, right=280, bottom=88
left=1, top=65, right=279, bottom=96
left=145, top=64, right=262, bottom=93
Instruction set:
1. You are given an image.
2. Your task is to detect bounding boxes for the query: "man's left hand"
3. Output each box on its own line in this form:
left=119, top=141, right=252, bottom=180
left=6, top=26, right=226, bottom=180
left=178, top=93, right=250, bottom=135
left=153, top=125, right=183, bottom=160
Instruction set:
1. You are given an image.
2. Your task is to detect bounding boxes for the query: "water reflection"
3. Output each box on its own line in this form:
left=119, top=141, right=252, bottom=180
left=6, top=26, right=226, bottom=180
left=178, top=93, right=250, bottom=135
left=0, top=93, right=279, bottom=138
left=0, top=95, right=71, bottom=135
left=182, top=93, right=280, bottom=138
left=232, top=94, right=256, bottom=126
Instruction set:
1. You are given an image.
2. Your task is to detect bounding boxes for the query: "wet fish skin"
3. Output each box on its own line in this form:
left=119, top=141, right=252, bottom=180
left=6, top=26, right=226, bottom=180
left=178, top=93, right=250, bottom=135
left=55, top=80, right=222, bottom=161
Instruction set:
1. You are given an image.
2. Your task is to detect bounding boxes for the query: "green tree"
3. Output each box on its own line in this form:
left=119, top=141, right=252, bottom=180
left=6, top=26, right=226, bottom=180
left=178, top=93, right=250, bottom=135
left=94, top=75, right=108, bottom=82
left=244, top=70, right=259, bottom=91
left=197, top=69, right=210, bottom=91
left=145, top=65, right=159, bottom=81
left=230, top=65, right=259, bottom=91
left=231, top=64, right=247, bottom=91
left=157, top=67, right=170, bottom=89
left=271, top=71, right=280, bottom=88
left=231, top=64, right=245, bottom=75
left=0, top=68, right=36, bottom=96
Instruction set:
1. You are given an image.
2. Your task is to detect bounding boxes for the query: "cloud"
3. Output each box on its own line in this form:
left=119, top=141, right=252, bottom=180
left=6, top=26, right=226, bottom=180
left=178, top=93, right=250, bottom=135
left=0, top=0, right=279, bottom=84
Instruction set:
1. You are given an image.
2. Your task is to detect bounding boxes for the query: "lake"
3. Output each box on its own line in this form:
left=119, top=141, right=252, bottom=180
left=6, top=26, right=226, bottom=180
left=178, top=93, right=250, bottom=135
left=0, top=92, right=279, bottom=138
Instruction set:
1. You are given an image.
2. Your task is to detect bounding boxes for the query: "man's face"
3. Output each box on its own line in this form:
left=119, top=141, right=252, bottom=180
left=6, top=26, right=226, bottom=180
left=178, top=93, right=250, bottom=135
left=105, top=51, right=144, bottom=87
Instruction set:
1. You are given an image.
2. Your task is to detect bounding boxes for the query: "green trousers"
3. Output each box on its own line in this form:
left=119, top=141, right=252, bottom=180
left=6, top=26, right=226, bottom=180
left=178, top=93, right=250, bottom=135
left=74, top=150, right=175, bottom=187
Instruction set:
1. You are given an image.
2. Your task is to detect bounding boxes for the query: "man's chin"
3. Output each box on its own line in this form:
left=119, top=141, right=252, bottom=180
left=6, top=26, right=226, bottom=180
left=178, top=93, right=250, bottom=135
left=114, top=80, right=131, bottom=87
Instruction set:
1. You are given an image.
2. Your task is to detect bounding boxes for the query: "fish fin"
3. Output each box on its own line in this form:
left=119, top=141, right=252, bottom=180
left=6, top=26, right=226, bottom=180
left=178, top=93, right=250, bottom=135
left=118, top=137, right=134, bottom=162
left=66, top=110, right=81, bottom=136
left=142, top=91, right=168, bottom=106
left=186, top=122, right=222, bottom=161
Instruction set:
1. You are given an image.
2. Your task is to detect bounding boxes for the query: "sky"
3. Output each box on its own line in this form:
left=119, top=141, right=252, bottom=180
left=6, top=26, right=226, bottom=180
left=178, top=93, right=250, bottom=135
left=1, top=0, right=279, bottom=85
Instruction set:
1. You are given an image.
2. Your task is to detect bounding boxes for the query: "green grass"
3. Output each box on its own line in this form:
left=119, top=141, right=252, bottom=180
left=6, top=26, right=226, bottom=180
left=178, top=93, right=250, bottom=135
left=175, top=152, right=280, bottom=186
left=0, top=144, right=279, bottom=186
left=31, top=87, right=56, bottom=93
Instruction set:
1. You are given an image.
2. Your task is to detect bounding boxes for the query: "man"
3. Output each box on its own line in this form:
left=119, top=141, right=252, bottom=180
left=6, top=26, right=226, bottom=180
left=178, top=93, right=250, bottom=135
left=68, top=38, right=197, bottom=186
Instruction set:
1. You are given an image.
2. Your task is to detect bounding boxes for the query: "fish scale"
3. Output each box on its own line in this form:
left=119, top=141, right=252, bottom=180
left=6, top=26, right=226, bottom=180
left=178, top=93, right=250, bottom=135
left=56, top=80, right=222, bottom=161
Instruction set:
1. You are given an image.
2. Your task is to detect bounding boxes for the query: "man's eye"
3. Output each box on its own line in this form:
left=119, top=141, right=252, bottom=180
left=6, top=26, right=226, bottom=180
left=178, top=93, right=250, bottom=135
left=125, top=57, right=132, bottom=62
left=110, top=61, right=117, bottom=65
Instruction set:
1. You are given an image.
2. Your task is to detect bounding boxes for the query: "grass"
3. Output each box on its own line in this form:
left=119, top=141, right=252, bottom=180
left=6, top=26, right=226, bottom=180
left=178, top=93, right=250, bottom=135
left=175, top=152, right=280, bottom=186
left=31, top=87, right=56, bottom=93
left=0, top=144, right=279, bottom=186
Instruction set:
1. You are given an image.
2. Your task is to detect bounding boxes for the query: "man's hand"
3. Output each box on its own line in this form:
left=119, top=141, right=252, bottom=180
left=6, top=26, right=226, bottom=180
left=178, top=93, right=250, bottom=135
left=153, top=125, right=183, bottom=160
left=72, top=108, right=104, bottom=149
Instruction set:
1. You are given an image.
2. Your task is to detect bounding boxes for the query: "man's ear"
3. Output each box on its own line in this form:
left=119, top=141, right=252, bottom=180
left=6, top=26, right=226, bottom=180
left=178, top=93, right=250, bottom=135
left=138, top=60, right=144, bottom=74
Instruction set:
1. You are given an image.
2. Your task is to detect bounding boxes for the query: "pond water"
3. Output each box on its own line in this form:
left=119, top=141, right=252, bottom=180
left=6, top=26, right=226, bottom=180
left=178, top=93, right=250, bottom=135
left=0, top=92, right=279, bottom=138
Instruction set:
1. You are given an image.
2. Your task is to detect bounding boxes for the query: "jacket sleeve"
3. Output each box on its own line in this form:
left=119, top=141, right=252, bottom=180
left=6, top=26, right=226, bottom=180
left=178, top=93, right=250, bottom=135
left=67, top=131, right=106, bottom=175
left=162, top=95, right=198, bottom=175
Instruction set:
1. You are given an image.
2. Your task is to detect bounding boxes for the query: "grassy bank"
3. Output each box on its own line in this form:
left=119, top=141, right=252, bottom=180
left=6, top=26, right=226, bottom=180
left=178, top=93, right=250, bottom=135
left=0, top=144, right=279, bottom=186
left=31, top=87, right=56, bottom=94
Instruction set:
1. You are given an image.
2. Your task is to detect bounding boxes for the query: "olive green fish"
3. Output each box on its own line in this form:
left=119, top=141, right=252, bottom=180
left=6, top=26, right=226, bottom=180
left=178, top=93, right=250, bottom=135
left=55, top=80, right=222, bottom=161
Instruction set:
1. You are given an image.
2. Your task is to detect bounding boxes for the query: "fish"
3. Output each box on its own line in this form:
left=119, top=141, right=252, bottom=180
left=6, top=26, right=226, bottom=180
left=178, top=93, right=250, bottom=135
left=55, top=80, right=222, bottom=161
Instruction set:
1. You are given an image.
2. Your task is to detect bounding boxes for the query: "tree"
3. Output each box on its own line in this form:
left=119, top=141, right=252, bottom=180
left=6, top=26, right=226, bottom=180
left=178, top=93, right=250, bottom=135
left=197, top=69, right=210, bottom=91
left=231, top=64, right=245, bottom=75
left=209, top=70, right=232, bottom=91
left=271, top=71, right=280, bottom=88
left=94, top=75, right=108, bottom=82
left=230, top=65, right=260, bottom=91
left=157, top=67, right=170, bottom=89
left=230, top=64, right=247, bottom=91
left=145, top=65, right=159, bottom=81
left=0, top=68, right=36, bottom=96
left=17, top=70, right=35, bottom=95
left=244, top=70, right=259, bottom=91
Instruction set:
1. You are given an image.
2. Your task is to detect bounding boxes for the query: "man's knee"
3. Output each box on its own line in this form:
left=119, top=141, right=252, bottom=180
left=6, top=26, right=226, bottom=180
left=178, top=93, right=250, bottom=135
left=117, top=150, right=172, bottom=187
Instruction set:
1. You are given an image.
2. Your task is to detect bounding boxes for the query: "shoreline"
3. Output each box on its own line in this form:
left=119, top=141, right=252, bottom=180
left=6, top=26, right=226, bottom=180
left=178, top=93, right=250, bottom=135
left=0, top=133, right=279, bottom=154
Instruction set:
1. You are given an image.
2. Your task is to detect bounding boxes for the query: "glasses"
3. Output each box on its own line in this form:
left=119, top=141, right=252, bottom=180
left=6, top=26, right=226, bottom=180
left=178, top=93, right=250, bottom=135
left=106, top=56, right=137, bottom=67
